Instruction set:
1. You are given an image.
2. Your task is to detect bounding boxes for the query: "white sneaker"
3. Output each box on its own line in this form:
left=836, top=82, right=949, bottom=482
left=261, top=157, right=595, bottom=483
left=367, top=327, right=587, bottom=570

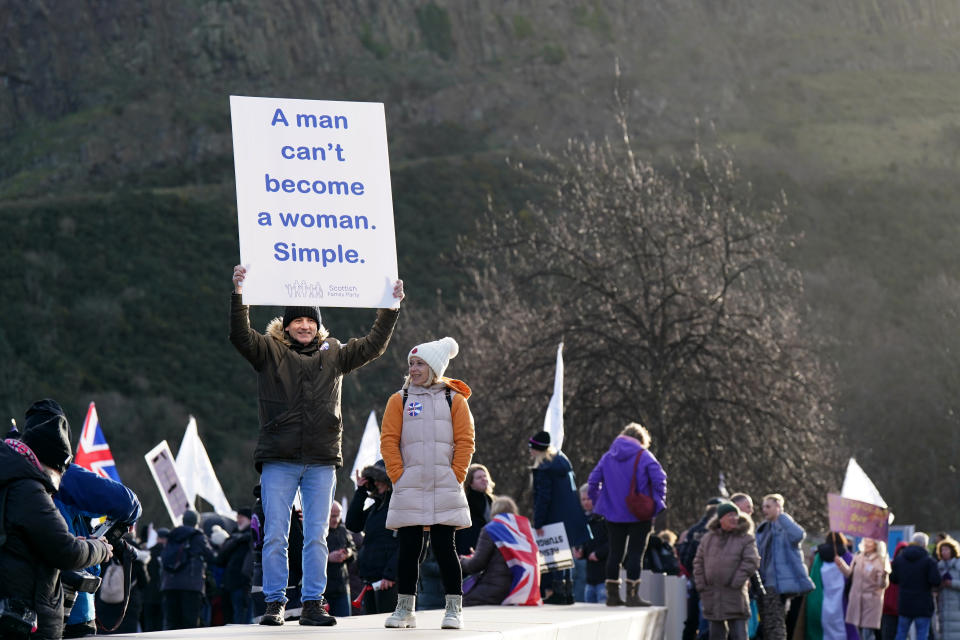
left=384, top=594, right=416, bottom=628
left=441, top=594, right=463, bottom=629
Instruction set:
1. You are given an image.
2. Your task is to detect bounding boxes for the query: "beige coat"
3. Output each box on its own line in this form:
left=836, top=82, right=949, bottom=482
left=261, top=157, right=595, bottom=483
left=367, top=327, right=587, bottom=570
left=845, top=551, right=889, bottom=630
left=382, top=379, right=475, bottom=530
left=693, top=514, right=761, bottom=621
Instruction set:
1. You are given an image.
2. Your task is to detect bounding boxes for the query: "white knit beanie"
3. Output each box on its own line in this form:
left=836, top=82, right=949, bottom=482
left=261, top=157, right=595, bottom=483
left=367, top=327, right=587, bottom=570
left=408, top=337, right=459, bottom=379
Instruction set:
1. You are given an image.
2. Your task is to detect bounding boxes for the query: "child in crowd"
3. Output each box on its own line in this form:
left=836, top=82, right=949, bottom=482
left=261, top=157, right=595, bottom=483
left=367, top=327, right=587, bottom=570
left=577, top=484, right=609, bottom=603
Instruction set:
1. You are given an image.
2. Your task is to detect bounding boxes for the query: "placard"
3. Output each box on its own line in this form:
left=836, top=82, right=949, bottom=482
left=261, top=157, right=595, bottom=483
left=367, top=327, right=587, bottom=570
left=535, top=522, right=574, bottom=572
left=144, top=441, right=193, bottom=526
left=827, top=493, right=889, bottom=541
left=230, top=95, right=399, bottom=308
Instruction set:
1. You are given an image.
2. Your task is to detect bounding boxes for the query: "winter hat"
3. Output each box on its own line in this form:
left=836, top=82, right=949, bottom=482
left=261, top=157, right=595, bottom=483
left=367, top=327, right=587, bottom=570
left=283, top=306, right=321, bottom=328
left=360, top=460, right=390, bottom=486
left=716, top=501, right=740, bottom=520
left=210, top=525, right=229, bottom=547
left=236, top=507, right=253, bottom=520
left=182, top=510, right=199, bottom=528
left=157, top=528, right=171, bottom=539
left=21, top=399, right=73, bottom=473
left=408, top=337, right=459, bottom=379
left=528, top=430, right=551, bottom=451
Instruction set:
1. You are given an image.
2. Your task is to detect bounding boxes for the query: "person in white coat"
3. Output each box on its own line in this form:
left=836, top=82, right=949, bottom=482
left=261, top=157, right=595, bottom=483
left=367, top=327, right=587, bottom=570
left=380, top=337, right=476, bottom=630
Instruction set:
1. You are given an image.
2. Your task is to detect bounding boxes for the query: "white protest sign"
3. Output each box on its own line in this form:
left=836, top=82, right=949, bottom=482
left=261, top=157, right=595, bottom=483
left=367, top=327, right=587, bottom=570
left=144, top=440, right=193, bottom=526
left=535, top=521, right=574, bottom=572
left=230, top=95, right=399, bottom=308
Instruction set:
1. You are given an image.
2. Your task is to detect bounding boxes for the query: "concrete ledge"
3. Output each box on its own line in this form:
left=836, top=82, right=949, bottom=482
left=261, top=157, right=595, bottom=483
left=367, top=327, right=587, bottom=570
left=109, top=603, right=666, bottom=639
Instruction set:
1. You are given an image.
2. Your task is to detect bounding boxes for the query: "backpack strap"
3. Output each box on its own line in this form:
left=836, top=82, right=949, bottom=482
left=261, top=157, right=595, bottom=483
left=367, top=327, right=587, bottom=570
left=402, top=387, right=453, bottom=410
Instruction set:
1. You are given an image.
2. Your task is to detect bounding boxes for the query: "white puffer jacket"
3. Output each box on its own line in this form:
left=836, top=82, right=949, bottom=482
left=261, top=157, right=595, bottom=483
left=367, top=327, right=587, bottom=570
left=382, top=379, right=475, bottom=530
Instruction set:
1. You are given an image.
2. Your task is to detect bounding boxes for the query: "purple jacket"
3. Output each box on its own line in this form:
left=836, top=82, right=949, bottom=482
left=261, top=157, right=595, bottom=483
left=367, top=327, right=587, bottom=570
left=587, top=436, right=667, bottom=523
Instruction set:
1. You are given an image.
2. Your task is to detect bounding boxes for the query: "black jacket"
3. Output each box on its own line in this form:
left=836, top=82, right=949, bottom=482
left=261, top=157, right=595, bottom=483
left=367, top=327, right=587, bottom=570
left=323, top=524, right=356, bottom=596
left=345, top=489, right=398, bottom=582
left=891, top=544, right=941, bottom=617
left=0, top=444, right=111, bottom=640
left=581, top=512, right=610, bottom=585
left=531, top=452, right=589, bottom=546
left=217, top=528, right=252, bottom=591
left=160, top=526, right=216, bottom=593
left=230, top=294, right=399, bottom=470
left=456, top=488, right=492, bottom=555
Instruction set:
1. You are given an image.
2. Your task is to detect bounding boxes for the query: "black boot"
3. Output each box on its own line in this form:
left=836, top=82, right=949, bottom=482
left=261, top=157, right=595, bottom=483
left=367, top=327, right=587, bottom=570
left=605, top=579, right=625, bottom=606
left=300, top=599, right=337, bottom=626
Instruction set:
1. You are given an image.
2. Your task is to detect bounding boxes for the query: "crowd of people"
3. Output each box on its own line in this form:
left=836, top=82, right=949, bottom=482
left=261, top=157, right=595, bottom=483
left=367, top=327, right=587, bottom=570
left=0, top=266, right=952, bottom=639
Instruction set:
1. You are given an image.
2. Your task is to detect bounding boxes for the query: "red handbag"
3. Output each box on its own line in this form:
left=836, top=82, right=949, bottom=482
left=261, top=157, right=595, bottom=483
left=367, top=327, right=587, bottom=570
left=625, top=451, right=656, bottom=521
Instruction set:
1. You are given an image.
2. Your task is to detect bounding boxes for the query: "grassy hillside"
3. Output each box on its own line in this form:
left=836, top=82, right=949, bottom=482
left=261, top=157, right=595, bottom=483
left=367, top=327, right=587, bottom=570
left=3, top=0, right=960, bottom=527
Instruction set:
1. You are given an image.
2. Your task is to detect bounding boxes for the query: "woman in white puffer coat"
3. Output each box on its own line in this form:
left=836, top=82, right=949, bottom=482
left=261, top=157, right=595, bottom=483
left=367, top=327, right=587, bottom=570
left=937, top=538, right=960, bottom=640
left=380, top=337, right=475, bottom=631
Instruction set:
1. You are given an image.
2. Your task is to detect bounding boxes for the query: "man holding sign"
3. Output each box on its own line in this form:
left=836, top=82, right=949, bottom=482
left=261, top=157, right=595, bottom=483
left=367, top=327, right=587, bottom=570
left=230, top=266, right=403, bottom=626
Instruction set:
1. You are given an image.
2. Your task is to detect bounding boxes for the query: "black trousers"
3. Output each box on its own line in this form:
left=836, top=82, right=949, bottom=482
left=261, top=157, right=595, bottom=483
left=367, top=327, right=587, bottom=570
left=162, top=590, right=202, bottom=630
left=605, top=520, right=653, bottom=581
left=396, top=525, right=462, bottom=596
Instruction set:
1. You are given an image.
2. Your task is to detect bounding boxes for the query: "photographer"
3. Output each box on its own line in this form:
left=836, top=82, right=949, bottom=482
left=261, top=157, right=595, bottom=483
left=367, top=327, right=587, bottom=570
left=17, top=401, right=142, bottom=638
left=345, top=461, right=399, bottom=615
left=0, top=400, right=113, bottom=640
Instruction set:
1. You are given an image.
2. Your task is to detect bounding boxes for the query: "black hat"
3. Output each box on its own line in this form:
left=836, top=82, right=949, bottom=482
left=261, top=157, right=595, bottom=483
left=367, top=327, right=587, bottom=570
left=283, top=306, right=321, bottom=329
left=157, top=527, right=171, bottom=538
left=716, top=501, right=740, bottom=520
left=361, top=459, right=390, bottom=486
left=528, top=430, right=551, bottom=451
left=236, top=507, right=253, bottom=519
left=21, top=399, right=73, bottom=473
left=182, top=510, right=199, bottom=528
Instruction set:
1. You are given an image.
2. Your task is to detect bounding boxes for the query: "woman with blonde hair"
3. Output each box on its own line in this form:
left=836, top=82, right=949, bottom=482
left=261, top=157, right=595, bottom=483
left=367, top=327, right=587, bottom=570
left=937, top=537, right=960, bottom=640
left=380, top=337, right=475, bottom=630
left=459, top=496, right=541, bottom=606
left=456, top=464, right=495, bottom=555
left=587, top=422, right=667, bottom=606
left=835, top=538, right=890, bottom=639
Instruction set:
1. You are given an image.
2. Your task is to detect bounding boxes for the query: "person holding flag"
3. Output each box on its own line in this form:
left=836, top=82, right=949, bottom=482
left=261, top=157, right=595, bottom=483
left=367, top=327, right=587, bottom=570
left=230, top=265, right=403, bottom=627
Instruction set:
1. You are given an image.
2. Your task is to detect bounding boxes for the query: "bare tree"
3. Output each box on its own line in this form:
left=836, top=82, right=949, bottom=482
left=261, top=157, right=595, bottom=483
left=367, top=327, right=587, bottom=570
left=422, top=122, right=845, bottom=530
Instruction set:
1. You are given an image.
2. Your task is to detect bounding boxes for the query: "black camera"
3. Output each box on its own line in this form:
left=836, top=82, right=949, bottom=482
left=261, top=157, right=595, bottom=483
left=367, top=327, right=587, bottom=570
left=61, top=569, right=101, bottom=593
left=91, top=518, right=128, bottom=549
left=0, top=597, right=37, bottom=637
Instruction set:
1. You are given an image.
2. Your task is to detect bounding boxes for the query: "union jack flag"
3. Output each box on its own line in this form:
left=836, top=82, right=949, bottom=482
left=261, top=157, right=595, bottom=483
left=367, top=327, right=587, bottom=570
left=75, top=402, right=121, bottom=482
left=484, top=513, right=542, bottom=605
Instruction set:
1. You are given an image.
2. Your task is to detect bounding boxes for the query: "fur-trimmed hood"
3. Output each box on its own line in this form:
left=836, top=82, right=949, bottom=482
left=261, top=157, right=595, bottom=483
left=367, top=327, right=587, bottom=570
left=265, top=316, right=330, bottom=348
left=706, top=513, right=755, bottom=536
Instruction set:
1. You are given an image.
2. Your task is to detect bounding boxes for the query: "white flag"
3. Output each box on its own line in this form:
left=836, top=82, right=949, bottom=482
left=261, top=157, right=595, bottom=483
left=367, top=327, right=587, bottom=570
left=350, top=410, right=382, bottom=487
left=840, top=458, right=887, bottom=508
left=175, top=416, right=235, bottom=519
left=543, top=342, right=564, bottom=451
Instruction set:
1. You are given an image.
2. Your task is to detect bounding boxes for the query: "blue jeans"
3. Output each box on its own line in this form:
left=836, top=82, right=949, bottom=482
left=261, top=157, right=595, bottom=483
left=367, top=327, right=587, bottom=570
left=325, top=592, right=350, bottom=617
left=895, top=615, right=931, bottom=640
left=584, top=582, right=607, bottom=603
left=573, top=557, right=587, bottom=602
left=261, top=462, right=336, bottom=603
left=230, top=588, right=253, bottom=624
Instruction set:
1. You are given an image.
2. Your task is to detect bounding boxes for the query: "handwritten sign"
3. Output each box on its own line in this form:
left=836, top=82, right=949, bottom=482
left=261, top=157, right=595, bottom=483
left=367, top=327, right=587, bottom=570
left=144, top=441, right=193, bottom=526
left=827, top=493, right=889, bottom=541
left=535, top=522, right=574, bottom=572
left=230, top=95, right=399, bottom=308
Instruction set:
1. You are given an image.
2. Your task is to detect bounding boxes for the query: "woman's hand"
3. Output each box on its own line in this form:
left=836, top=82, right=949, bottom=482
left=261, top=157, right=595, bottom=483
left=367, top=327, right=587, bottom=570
left=380, top=578, right=395, bottom=590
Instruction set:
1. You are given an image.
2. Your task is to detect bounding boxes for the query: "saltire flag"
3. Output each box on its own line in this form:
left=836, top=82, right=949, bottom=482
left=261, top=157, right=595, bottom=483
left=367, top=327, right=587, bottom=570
left=543, top=342, right=564, bottom=451
left=484, top=513, right=542, bottom=606
left=75, top=402, right=121, bottom=482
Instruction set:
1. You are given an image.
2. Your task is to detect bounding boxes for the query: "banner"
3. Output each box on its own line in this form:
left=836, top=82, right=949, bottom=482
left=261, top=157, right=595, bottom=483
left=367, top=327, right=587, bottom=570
left=175, top=416, right=235, bottom=518
left=535, top=521, right=574, bottom=572
left=144, top=441, right=193, bottom=526
left=230, top=95, right=399, bottom=308
left=827, top=493, right=889, bottom=541
left=543, top=342, right=564, bottom=451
